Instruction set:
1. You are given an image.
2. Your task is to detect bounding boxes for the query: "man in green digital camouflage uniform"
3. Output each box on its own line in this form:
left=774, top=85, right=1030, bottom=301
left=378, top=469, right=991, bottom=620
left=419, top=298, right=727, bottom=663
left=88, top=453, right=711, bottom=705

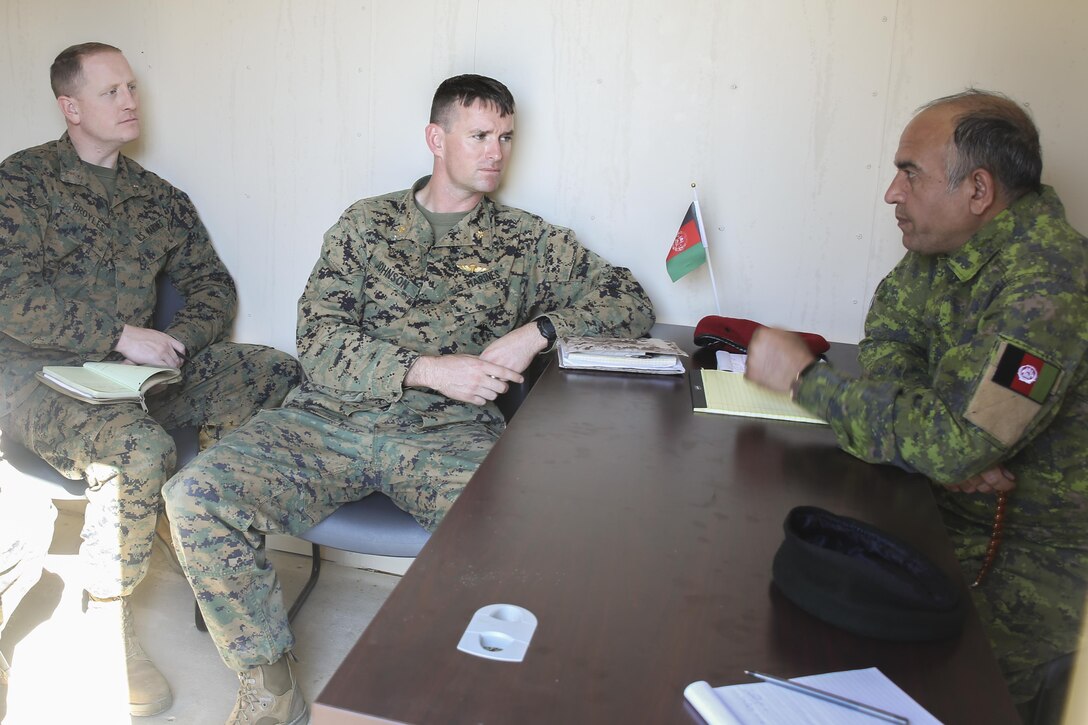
left=0, top=43, right=300, bottom=716
left=164, top=74, right=655, bottom=724
left=745, top=90, right=1086, bottom=722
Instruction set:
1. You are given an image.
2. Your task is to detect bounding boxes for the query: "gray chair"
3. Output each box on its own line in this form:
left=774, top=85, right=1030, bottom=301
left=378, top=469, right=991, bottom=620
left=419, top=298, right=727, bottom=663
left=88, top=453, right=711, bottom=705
left=192, top=354, right=549, bottom=630
left=0, top=428, right=199, bottom=501
left=0, top=275, right=199, bottom=514
left=195, top=493, right=431, bottom=631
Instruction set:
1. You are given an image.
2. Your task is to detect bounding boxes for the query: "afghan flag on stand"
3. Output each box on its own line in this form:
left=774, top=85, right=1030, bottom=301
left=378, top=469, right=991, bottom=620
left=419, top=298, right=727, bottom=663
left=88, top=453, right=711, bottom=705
left=666, top=202, right=707, bottom=282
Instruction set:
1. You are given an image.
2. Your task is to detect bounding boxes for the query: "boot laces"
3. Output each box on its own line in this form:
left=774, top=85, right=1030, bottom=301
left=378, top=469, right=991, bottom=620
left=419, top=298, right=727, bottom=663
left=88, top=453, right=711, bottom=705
left=232, top=673, right=273, bottom=722
left=120, top=600, right=148, bottom=661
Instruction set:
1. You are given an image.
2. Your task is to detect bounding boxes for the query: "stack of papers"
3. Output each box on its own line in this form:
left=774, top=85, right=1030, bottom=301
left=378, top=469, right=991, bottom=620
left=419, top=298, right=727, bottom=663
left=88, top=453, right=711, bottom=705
left=557, top=336, right=686, bottom=375
left=716, top=351, right=747, bottom=373
left=685, top=668, right=940, bottom=725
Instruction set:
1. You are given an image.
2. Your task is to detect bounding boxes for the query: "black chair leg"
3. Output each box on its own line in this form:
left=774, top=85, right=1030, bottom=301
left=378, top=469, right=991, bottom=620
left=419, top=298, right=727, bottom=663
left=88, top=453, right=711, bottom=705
left=287, top=543, right=322, bottom=623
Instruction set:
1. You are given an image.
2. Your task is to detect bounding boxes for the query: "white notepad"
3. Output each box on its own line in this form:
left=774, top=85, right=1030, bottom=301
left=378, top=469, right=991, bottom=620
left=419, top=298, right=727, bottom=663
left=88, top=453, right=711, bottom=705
left=685, top=667, right=941, bottom=725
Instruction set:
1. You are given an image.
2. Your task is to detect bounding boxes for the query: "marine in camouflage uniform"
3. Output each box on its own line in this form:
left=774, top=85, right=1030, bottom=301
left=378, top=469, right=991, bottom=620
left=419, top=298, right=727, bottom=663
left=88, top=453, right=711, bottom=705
left=164, top=77, right=654, bottom=699
left=0, top=41, right=299, bottom=718
left=165, top=174, right=654, bottom=671
left=0, top=132, right=300, bottom=600
left=747, top=91, right=1087, bottom=712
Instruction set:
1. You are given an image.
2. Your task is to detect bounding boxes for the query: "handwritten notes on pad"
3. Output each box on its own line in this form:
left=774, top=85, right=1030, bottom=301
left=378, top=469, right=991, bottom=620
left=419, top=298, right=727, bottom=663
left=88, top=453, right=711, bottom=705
left=685, top=668, right=940, bottom=725
left=693, top=369, right=826, bottom=425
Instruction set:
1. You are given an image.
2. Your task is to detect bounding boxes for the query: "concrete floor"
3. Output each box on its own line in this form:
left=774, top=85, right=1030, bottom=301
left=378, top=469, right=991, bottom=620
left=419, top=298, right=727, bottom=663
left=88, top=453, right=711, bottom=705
left=0, top=502, right=399, bottom=724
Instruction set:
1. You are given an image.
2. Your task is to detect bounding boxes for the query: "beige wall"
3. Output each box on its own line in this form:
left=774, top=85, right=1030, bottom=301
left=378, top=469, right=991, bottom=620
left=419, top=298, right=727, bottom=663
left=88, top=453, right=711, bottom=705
left=2, top=0, right=1086, bottom=354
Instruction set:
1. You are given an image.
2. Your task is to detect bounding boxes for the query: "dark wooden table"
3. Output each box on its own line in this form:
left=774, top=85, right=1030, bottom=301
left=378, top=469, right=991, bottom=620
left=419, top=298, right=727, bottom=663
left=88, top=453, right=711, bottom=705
left=313, top=324, right=1018, bottom=724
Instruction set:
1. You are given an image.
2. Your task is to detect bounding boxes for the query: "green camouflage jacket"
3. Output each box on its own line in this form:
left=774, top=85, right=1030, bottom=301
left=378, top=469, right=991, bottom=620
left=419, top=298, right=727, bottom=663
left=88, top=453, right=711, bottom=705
left=797, top=186, right=1088, bottom=536
left=0, top=135, right=237, bottom=419
left=288, top=177, right=655, bottom=428
left=795, top=186, right=1088, bottom=683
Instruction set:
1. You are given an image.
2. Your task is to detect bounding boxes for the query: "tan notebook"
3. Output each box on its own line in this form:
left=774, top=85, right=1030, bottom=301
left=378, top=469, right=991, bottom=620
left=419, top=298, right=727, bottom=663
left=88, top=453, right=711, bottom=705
left=692, top=368, right=826, bottom=424
left=36, top=362, right=181, bottom=411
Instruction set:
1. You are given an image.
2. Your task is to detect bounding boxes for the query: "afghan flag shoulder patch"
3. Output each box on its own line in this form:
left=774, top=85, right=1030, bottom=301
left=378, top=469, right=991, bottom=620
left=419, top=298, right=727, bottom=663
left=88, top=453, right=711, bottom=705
left=965, top=339, right=1062, bottom=446
left=991, top=342, right=1060, bottom=403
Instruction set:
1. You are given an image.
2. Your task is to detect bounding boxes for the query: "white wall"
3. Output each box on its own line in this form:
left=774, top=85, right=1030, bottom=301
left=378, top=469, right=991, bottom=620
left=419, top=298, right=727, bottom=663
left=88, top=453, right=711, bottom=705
left=3, top=0, right=1086, bottom=352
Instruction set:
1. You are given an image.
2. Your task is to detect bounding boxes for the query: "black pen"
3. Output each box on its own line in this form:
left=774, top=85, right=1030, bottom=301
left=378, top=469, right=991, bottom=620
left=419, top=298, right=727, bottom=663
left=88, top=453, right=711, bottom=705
left=745, top=670, right=910, bottom=724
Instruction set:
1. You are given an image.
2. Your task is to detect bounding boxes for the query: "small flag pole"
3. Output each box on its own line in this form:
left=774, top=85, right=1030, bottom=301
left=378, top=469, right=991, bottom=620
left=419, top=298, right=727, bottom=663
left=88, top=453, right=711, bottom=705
left=691, top=183, right=722, bottom=315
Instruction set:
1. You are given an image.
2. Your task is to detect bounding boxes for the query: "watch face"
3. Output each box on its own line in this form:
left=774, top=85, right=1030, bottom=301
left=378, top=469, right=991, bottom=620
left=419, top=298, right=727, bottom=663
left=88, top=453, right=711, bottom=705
left=537, top=317, right=556, bottom=341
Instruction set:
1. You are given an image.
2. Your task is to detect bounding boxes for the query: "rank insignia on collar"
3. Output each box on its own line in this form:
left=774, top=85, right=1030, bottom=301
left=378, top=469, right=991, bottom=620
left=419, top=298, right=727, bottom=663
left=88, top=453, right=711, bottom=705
left=457, top=263, right=490, bottom=273
left=991, top=343, right=1058, bottom=403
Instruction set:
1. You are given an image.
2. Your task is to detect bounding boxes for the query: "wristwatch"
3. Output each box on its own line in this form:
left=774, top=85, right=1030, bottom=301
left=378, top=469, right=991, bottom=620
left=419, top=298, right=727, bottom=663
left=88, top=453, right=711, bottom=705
left=790, top=358, right=822, bottom=402
left=536, top=316, right=557, bottom=346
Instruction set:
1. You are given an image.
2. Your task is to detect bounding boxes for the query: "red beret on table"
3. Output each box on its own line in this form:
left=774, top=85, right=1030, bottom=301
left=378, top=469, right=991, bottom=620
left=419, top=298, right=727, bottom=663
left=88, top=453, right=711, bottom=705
left=693, top=316, right=830, bottom=355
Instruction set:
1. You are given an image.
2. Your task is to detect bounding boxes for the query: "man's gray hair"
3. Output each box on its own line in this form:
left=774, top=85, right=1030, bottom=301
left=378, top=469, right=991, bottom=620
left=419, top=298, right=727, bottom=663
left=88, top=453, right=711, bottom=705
left=920, top=89, right=1042, bottom=202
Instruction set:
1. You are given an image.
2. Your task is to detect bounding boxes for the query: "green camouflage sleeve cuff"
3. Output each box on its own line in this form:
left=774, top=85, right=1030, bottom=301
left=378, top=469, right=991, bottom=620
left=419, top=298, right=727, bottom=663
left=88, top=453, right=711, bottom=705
left=794, top=362, right=847, bottom=419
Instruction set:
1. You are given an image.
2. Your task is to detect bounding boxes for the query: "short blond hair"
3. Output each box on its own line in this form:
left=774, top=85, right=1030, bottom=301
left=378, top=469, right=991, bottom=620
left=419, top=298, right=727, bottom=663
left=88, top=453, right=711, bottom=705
left=50, top=42, right=122, bottom=97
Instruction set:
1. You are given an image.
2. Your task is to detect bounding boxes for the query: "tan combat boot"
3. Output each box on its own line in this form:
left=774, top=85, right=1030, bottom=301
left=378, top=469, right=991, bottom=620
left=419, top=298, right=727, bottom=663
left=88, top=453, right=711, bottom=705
left=87, top=595, right=173, bottom=716
left=228, top=655, right=308, bottom=725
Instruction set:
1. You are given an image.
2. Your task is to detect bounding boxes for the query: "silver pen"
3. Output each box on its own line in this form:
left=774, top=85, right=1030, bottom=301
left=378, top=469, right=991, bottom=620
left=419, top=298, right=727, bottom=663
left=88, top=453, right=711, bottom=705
left=744, top=670, right=910, bottom=724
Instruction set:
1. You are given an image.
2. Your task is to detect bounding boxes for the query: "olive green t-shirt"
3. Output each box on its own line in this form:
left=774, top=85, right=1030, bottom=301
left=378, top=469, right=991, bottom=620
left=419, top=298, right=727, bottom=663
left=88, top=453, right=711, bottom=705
left=83, top=160, right=118, bottom=206
left=417, top=204, right=469, bottom=243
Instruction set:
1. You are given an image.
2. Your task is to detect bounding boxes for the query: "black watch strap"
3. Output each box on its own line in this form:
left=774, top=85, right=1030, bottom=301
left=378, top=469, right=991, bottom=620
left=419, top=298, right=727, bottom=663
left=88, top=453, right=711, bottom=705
left=536, top=316, right=557, bottom=345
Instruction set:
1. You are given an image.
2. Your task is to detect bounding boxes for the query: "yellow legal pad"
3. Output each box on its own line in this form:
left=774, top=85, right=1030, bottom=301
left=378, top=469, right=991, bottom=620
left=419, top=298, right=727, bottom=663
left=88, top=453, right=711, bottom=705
left=693, top=368, right=826, bottom=425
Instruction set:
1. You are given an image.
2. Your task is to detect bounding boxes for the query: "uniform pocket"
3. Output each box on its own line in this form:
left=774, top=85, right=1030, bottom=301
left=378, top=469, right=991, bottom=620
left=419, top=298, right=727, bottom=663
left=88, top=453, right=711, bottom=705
left=445, top=281, right=518, bottom=347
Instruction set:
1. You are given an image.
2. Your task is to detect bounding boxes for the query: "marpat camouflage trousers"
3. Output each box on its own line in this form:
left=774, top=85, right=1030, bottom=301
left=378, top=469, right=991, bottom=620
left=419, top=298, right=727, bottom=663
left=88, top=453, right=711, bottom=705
left=163, top=403, right=499, bottom=670
left=1, top=342, right=299, bottom=599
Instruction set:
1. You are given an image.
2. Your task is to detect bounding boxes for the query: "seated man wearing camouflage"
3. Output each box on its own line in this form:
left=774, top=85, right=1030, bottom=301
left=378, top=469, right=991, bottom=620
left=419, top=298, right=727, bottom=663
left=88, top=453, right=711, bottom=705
left=165, top=74, right=655, bottom=724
